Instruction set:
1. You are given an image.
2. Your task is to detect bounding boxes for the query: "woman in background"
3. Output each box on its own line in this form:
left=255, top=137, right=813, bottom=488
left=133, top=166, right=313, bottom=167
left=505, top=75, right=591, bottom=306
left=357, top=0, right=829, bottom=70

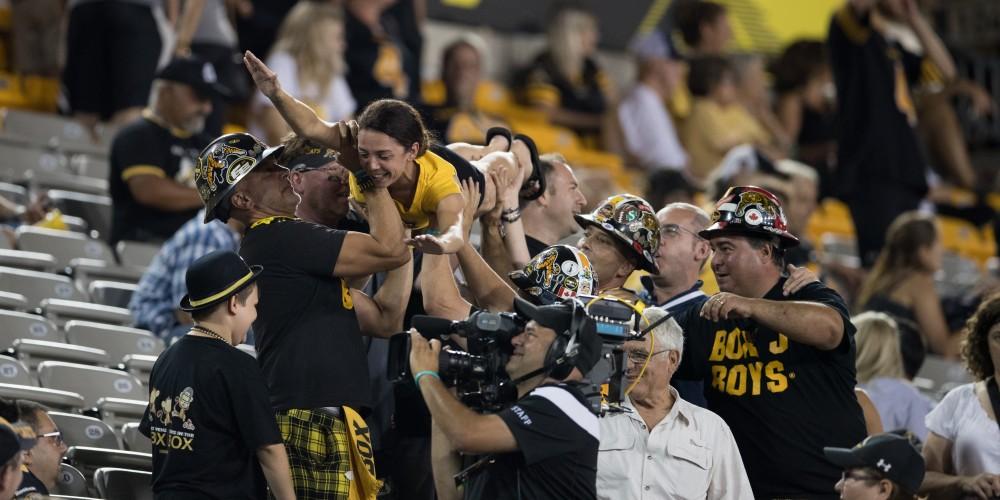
left=250, top=2, right=355, bottom=144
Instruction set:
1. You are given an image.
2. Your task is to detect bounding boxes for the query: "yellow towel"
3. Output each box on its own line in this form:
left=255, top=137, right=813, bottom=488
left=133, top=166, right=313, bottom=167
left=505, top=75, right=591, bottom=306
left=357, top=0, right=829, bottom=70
left=344, top=406, right=382, bottom=500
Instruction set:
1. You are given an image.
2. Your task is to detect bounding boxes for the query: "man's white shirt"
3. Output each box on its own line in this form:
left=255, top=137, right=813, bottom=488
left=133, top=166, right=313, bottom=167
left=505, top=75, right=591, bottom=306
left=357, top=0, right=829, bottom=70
left=597, top=387, right=752, bottom=500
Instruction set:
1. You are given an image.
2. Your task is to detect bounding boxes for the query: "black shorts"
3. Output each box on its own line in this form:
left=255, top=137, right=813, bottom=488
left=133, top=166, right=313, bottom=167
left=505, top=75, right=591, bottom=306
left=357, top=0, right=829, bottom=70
left=62, top=1, right=167, bottom=119
left=429, top=143, right=485, bottom=206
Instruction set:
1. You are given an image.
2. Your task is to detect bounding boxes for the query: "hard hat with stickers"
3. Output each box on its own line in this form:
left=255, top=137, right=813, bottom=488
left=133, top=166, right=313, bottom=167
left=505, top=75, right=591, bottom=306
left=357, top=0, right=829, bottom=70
left=700, top=185, right=799, bottom=248
left=195, top=133, right=285, bottom=223
left=574, top=194, right=661, bottom=274
left=509, top=245, right=597, bottom=305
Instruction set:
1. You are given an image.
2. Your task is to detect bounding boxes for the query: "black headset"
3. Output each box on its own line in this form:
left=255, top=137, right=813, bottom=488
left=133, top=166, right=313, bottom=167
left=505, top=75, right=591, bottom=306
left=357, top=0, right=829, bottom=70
left=542, top=298, right=588, bottom=380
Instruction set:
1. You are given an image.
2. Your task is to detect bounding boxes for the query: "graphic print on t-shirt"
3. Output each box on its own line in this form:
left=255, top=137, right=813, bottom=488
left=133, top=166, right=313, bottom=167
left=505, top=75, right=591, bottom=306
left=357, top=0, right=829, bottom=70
left=147, top=386, right=197, bottom=450
left=707, top=328, right=791, bottom=396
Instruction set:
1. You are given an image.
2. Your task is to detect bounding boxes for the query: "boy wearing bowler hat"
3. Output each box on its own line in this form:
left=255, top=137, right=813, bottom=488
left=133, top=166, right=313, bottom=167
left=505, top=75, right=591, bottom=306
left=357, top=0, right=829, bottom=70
left=139, top=250, right=295, bottom=499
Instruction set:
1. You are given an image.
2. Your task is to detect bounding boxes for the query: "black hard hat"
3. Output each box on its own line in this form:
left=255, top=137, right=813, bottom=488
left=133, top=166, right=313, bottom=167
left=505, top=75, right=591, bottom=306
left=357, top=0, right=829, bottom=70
left=195, top=133, right=284, bottom=223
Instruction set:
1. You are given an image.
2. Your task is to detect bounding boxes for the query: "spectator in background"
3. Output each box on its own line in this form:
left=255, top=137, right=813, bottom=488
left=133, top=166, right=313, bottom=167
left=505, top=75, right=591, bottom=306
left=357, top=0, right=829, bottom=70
left=674, top=0, right=732, bottom=56
left=423, top=36, right=508, bottom=145
left=129, top=210, right=243, bottom=342
left=774, top=160, right=820, bottom=268
left=732, top=54, right=792, bottom=158
left=828, top=0, right=955, bottom=268
left=520, top=154, right=588, bottom=258
left=516, top=4, right=615, bottom=147
left=108, top=57, right=227, bottom=246
left=597, top=307, right=751, bottom=499
left=173, top=0, right=245, bottom=137
left=62, top=0, right=172, bottom=130
left=344, top=0, right=422, bottom=107
left=922, top=293, right=1000, bottom=498
left=644, top=170, right=698, bottom=209
left=824, top=432, right=926, bottom=500
left=10, top=0, right=62, bottom=77
left=251, top=2, right=356, bottom=145
left=857, top=212, right=956, bottom=377
left=618, top=30, right=688, bottom=173
left=772, top=40, right=838, bottom=198
left=853, top=312, right=934, bottom=441
left=681, top=56, right=772, bottom=185
left=13, top=401, right=66, bottom=498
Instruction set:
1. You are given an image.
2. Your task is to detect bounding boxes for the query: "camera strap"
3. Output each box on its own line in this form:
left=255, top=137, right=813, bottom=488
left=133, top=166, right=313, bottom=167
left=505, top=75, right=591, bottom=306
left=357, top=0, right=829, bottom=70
left=987, top=377, right=1000, bottom=435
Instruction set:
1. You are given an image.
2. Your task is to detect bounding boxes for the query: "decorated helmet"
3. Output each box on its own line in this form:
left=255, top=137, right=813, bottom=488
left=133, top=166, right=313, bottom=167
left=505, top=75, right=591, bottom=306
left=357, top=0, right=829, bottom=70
left=195, top=133, right=285, bottom=223
left=700, top=185, right=799, bottom=248
left=509, top=245, right=597, bottom=305
left=574, top=194, right=660, bottom=274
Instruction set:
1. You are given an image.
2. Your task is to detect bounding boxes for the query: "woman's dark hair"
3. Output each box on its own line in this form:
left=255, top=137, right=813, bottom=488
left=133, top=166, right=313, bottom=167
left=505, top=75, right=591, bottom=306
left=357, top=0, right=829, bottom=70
left=770, top=39, right=829, bottom=94
left=687, top=56, right=734, bottom=97
left=357, top=99, right=433, bottom=156
left=856, top=212, right=938, bottom=310
left=962, top=293, right=1000, bottom=380
left=675, top=1, right=727, bottom=48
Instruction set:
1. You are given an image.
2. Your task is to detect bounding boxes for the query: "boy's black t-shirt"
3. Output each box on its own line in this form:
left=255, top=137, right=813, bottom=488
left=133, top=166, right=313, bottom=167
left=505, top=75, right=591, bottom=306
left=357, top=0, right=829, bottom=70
left=139, top=336, right=282, bottom=499
left=108, top=114, right=209, bottom=245
left=464, top=382, right=599, bottom=500
left=240, top=217, right=370, bottom=410
left=675, top=279, right=867, bottom=499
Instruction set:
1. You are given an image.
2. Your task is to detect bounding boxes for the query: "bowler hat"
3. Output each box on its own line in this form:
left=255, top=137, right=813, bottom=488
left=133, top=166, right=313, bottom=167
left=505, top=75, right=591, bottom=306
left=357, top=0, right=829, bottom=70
left=179, top=250, right=262, bottom=312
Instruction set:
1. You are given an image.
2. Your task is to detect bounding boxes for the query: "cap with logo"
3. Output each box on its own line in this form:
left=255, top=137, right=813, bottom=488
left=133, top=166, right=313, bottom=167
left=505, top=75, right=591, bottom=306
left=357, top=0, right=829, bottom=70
left=285, top=146, right=341, bottom=172
left=509, top=245, right=597, bottom=305
left=195, top=133, right=285, bottom=223
left=513, top=297, right=602, bottom=376
left=699, top=185, right=799, bottom=248
left=179, top=250, right=263, bottom=312
left=574, top=194, right=661, bottom=274
left=823, top=432, right=925, bottom=494
left=0, top=417, right=35, bottom=465
left=156, top=56, right=232, bottom=100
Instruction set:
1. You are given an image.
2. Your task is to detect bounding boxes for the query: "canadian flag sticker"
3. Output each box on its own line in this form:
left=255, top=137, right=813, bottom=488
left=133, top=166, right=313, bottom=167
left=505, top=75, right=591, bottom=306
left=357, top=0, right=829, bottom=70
left=745, top=209, right=763, bottom=226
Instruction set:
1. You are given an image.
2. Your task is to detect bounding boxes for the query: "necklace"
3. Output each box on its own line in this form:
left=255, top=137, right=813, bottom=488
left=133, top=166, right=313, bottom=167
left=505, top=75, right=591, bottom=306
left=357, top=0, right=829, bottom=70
left=190, top=325, right=231, bottom=345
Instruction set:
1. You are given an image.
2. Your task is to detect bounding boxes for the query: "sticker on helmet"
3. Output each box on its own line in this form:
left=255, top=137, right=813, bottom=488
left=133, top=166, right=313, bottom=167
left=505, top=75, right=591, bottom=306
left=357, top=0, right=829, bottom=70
left=744, top=208, right=763, bottom=226
left=226, top=157, right=257, bottom=183
left=561, top=260, right=580, bottom=277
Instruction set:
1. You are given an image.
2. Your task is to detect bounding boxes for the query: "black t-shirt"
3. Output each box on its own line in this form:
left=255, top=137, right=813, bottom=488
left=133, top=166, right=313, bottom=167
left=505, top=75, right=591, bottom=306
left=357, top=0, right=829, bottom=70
left=675, top=279, right=866, bottom=499
left=827, top=5, right=927, bottom=199
left=240, top=217, right=371, bottom=410
left=108, top=114, right=209, bottom=245
left=524, top=236, right=549, bottom=259
left=14, top=470, right=47, bottom=499
left=464, top=382, right=598, bottom=500
left=138, top=336, right=282, bottom=499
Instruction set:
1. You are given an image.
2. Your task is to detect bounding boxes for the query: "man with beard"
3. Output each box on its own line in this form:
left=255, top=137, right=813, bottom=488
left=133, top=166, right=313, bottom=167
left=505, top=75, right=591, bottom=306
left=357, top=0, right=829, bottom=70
left=108, top=56, right=230, bottom=246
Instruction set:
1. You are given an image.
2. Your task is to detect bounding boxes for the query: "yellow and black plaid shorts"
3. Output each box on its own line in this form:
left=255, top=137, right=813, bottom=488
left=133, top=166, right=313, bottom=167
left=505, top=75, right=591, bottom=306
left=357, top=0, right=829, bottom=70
left=273, top=409, right=350, bottom=500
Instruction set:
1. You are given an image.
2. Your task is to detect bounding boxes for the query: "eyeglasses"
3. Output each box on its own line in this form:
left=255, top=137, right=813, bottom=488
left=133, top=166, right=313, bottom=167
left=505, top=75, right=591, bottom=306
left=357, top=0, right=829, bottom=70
left=659, top=224, right=705, bottom=241
left=39, top=431, right=63, bottom=445
left=840, top=470, right=881, bottom=483
left=625, top=349, right=670, bottom=364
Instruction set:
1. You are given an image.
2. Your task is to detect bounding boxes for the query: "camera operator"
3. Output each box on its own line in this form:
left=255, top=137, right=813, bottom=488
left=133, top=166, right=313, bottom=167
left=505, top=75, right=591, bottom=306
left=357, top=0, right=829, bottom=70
left=674, top=185, right=866, bottom=498
left=408, top=298, right=603, bottom=500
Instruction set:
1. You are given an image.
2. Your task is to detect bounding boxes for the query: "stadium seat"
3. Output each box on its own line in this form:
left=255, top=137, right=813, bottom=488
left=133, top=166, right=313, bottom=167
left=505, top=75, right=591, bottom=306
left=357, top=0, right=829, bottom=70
left=913, top=354, right=973, bottom=401
left=25, top=169, right=109, bottom=196
left=87, top=281, right=138, bottom=309
left=64, top=447, right=152, bottom=482
left=53, top=463, right=90, bottom=497
left=122, top=354, right=157, bottom=384
left=0, top=142, right=68, bottom=181
left=0, top=108, right=111, bottom=155
left=97, top=398, right=147, bottom=432
left=15, top=340, right=109, bottom=370
left=69, top=153, right=110, bottom=180
left=115, top=241, right=160, bottom=269
left=0, top=181, right=25, bottom=204
left=0, top=309, right=62, bottom=347
left=37, top=361, right=144, bottom=406
left=0, top=356, right=33, bottom=386
left=49, top=412, right=121, bottom=450
left=16, top=226, right=115, bottom=268
left=0, top=291, right=28, bottom=311
left=46, top=190, right=112, bottom=238
left=0, top=249, right=57, bottom=272
left=40, top=298, right=132, bottom=327
left=0, top=266, right=88, bottom=307
left=71, top=259, right=144, bottom=290
left=65, top=321, right=163, bottom=364
left=94, top=467, right=153, bottom=500
left=0, top=382, right=84, bottom=411
left=121, top=423, right=151, bottom=454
